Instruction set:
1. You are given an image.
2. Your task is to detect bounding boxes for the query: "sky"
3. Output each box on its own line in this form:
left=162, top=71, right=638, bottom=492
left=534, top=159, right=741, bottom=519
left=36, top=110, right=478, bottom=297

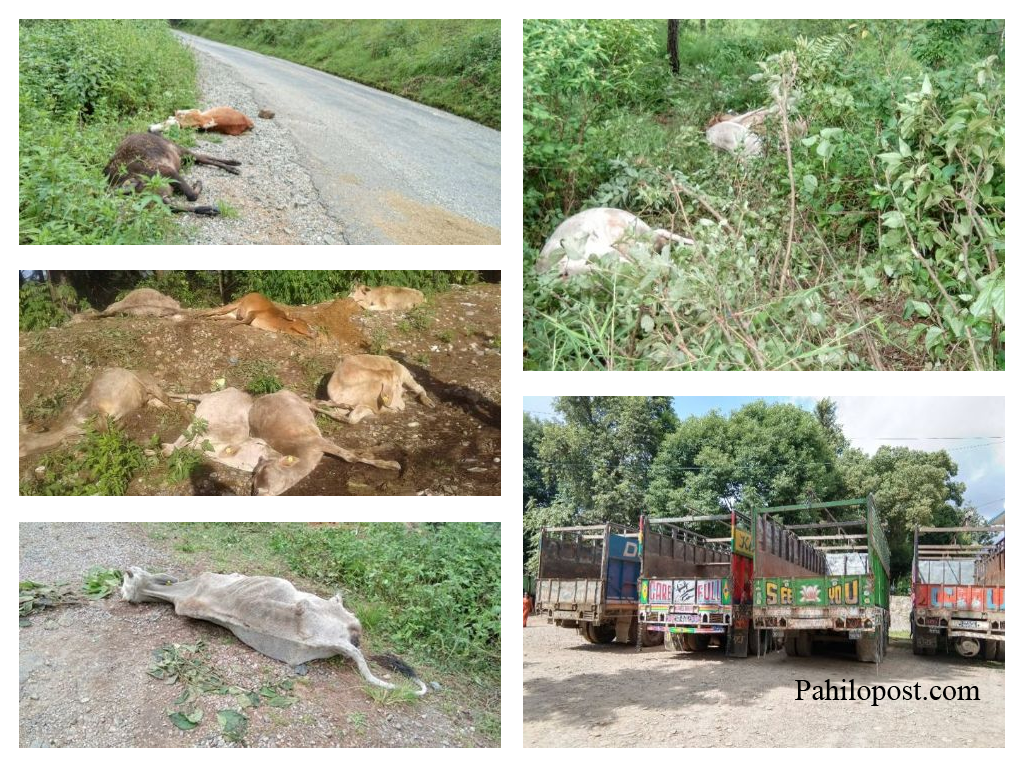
left=522, top=396, right=1005, bottom=517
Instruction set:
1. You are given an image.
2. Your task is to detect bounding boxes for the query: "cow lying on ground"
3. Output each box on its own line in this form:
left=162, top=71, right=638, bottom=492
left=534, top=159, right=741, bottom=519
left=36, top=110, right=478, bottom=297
left=100, top=288, right=184, bottom=319
left=349, top=285, right=425, bottom=311
left=121, top=567, right=428, bottom=695
left=537, top=207, right=695, bottom=277
left=316, top=354, right=434, bottom=424
left=150, top=107, right=254, bottom=136
left=201, top=293, right=317, bottom=339
left=20, top=368, right=168, bottom=457
left=165, top=387, right=400, bottom=494
left=705, top=107, right=807, bottom=159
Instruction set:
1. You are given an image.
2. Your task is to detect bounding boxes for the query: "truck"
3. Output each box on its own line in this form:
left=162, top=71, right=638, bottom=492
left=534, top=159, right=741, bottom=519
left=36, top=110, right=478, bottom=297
left=638, top=511, right=770, bottom=657
left=911, top=523, right=1005, bottom=659
left=751, top=496, right=891, bottom=663
left=535, top=524, right=662, bottom=646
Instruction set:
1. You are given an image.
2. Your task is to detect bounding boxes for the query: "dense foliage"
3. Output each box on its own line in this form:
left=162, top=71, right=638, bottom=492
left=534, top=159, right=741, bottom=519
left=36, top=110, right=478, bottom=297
left=19, top=20, right=198, bottom=244
left=178, top=19, right=500, bottom=129
left=523, top=396, right=988, bottom=582
left=523, top=20, right=1004, bottom=370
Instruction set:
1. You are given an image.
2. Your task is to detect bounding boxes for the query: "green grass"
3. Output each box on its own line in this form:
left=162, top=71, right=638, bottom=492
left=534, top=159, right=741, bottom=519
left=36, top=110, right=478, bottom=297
left=19, top=20, right=200, bottom=244
left=177, top=20, right=500, bottom=129
left=144, top=523, right=500, bottom=680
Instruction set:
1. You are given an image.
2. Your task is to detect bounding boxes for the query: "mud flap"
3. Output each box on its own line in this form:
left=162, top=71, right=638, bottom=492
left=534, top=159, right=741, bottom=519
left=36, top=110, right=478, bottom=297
left=728, top=605, right=751, bottom=658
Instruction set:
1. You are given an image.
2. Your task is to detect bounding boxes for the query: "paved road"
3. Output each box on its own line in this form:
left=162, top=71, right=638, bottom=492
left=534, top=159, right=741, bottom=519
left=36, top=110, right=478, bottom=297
left=176, top=32, right=501, bottom=245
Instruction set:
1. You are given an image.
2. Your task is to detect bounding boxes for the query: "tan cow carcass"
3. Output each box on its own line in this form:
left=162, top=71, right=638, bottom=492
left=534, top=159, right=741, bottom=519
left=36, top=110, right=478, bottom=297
left=349, top=285, right=425, bottom=311
left=150, top=107, right=255, bottom=136
left=201, top=292, right=317, bottom=339
left=121, top=567, right=428, bottom=695
left=319, top=354, right=434, bottom=424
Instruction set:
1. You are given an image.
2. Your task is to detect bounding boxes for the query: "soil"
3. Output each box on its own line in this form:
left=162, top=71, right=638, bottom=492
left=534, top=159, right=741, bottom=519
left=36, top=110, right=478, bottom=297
left=523, top=616, right=1004, bottom=747
left=19, top=522, right=496, bottom=748
left=18, top=283, right=500, bottom=496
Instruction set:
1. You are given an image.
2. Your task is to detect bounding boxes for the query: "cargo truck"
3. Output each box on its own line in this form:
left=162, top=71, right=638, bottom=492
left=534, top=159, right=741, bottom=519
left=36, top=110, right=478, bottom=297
left=751, top=496, right=890, bottom=663
left=911, top=523, right=1005, bottom=659
left=535, top=524, right=663, bottom=646
left=638, top=511, right=770, bottom=657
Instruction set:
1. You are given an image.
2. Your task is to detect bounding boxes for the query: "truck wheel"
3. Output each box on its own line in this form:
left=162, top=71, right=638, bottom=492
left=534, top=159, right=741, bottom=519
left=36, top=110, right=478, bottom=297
left=912, top=627, right=925, bottom=655
left=984, top=640, right=997, bottom=660
left=583, top=623, right=616, bottom=644
left=784, top=634, right=798, bottom=656
left=796, top=631, right=812, bottom=657
left=640, top=627, right=664, bottom=647
left=855, top=632, right=880, bottom=663
left=925, top=643, right=937, bottom=656
left=996, top=641, right=1005, bottom=662
left=954, top=636, right=982, bottom=658
left=683, top=634, right=710, bottom=652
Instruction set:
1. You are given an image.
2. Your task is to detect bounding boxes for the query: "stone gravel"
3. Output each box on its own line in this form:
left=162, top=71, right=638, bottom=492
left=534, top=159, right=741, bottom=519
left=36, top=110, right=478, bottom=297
left=179, top=49, right=348, bottom=245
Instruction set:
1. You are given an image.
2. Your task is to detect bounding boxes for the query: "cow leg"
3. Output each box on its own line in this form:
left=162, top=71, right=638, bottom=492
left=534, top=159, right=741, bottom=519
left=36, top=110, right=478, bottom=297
left=401, top=369, right=434, bottom=408
left=168, top=172, right=201, bottom=201
left=187, top=150, right=242, bottom=175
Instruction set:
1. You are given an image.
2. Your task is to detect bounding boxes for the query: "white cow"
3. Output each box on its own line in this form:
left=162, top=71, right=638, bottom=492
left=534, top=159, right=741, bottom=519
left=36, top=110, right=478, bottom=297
left=537, top=207, right=694, bottom=277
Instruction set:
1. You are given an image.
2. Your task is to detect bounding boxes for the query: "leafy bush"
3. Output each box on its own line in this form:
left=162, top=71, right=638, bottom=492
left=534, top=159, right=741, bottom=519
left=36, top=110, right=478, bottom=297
left=21, top=417, right=150, bottom=496
left=19, top=279, right=79, bottom=330
left=19, top=20, right=198, bottom=244
left=268, top=523, right=500, bottom=676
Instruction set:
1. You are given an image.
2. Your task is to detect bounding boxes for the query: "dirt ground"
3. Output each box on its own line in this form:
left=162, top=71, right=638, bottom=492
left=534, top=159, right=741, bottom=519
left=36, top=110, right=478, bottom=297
left=523, top=616, right=1004, bottom=748
left=19, top=523, right=496, bottom=748
left=18, top=283, right=500, bottom=495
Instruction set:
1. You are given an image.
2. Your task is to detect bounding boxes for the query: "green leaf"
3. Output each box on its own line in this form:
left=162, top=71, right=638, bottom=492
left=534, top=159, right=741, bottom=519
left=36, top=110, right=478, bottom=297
left=913, top=296, right=937, bottom=315
left=970, top=276, right=1005, bottom=322
left=802, top=174, right=818, bottom=193
left=921, top=73, right=933, bottom=96
left=952, top=218, right=972, bottom=237
left=169, top=711, right=200, bottom=730
left=882, top=211, right=905, bottom=229
left=640, top=315, right=654, bottom=334
left=267, top=695, right=298, bottom=708
left=924, top=326, right=945, bottom=351
left=217, top=710, right=248, bottom=743
left=816, top=140, right=832, bottom=159
left=186, top=709, right=204, bottom=724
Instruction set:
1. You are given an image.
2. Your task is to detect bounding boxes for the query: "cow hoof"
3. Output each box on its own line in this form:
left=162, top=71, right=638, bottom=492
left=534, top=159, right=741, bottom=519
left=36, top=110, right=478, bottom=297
left=194, top=206, right=220, bottom=216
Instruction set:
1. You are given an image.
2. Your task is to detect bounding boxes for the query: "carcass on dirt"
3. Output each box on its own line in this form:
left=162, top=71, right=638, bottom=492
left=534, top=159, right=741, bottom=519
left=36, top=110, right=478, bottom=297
left=150, top=107, right=254, bottom=136
left=318, top=354, right=434, bottom=424
left=201, top=293, right=316, bottom=339
left=349, top=285, right=425, bottom=311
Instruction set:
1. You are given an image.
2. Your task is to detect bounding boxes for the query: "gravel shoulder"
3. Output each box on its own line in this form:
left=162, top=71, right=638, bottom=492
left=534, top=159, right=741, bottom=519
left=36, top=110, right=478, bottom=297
left=523, top=616, right=1004, bottom=748
left=19, top=523, right=495, bottom=747
left=179, top=50, right=347, bottom=245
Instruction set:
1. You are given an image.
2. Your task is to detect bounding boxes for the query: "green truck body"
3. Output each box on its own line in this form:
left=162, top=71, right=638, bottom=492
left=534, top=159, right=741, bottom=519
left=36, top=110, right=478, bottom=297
left=751, top=496, right=891, bottom=663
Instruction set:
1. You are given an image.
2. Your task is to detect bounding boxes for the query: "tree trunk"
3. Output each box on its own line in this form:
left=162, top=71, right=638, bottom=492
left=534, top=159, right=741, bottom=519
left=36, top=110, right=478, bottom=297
left=668, top=20, right=680, bottom=74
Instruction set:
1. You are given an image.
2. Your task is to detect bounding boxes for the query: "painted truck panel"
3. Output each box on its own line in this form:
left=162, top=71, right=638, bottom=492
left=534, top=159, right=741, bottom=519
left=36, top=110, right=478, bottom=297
left=754, top=576, right=873, bottom=607
left=914, top=584, right=1005, bottom=612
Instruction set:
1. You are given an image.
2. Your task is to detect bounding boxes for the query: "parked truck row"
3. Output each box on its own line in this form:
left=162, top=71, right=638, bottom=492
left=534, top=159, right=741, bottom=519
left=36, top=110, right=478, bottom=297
left=533, top=495, right=1005, bottom=665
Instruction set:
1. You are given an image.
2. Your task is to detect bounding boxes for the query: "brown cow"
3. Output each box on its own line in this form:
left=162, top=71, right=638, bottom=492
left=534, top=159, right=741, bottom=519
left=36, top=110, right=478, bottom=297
left=150, top=107, right=254, bottom=136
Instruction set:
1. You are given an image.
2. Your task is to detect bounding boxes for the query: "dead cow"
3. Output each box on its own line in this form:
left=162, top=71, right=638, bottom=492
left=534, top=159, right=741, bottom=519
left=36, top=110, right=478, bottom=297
left=317, top=354, right=434, bottom=424
left=537, top=207, right=694, bottom=277
left=105, top=132, right=240, bottom=215
left=150, top=107, right=254, bottom=136
left=100, top=288, right=183, bottom=319
left=349, top=285, right=425, bottom=311
left=200, top=292, right=316, bottom=339
left=120, top=567, right=428, bottom=695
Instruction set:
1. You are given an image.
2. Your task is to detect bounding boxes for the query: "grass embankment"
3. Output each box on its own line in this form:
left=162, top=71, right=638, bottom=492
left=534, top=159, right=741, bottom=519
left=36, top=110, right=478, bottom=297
left=177, top=19, right=500, bottom=129
left=19, top=20, right=200, bottom=244
left=145, top=522, right=501, bottom=736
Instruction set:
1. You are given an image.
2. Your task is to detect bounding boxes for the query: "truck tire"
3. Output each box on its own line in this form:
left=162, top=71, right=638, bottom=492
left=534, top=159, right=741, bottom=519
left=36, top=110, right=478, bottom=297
left=996, top=641, right=1005, bottom=662
left=984, top=639, right=998, bottom=660
left=640, top=627, right=664, bottom=647
left=954, top=636, right=982, bottom=658
left=583, top=622, right=616, bottom=644
left=912, top=626, right=925, bottom=655
left=855, top=631, right=880, bottom=663
left=683, top=633, right=710, bottom=652
left=795, top=630, right=812, bottom=657
left=784, top=634, right=798, bottom=656
left=925, top=643, right=937, bottom=656
left=625, top=619, right=663, bottom=647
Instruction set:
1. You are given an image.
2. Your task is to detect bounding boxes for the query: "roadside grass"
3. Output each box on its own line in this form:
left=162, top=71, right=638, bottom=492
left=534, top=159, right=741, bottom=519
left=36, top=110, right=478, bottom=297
left=19, top=20, right=199, bottom=244
left=140, top=522, right=500, bottom=735
left=178, top=20, right=500, bottom=129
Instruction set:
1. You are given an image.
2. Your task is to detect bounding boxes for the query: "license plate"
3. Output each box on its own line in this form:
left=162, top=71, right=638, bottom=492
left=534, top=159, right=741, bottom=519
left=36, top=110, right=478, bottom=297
left=848, top=630, right=862, bottom=639
left=950, top=619, right=984, bottom=629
